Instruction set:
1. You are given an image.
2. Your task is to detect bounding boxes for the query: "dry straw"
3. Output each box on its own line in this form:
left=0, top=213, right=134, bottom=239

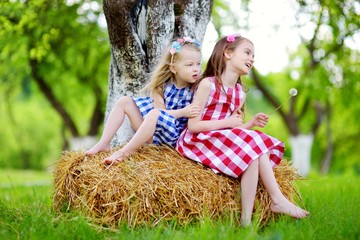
left=53, top=144, right=304, bottom=228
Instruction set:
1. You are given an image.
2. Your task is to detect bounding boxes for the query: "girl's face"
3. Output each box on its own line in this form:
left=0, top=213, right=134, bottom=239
left=229, top=40, right=255, bottom=76
left=171, top=47, right=202, bottom=88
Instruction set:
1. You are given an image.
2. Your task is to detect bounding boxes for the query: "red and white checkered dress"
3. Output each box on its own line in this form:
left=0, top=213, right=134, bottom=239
left=176, top=77, right=284, bottom=178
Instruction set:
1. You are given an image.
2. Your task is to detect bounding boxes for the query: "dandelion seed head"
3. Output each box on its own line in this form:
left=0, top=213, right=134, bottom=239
left=289, top=88, right=298, bottom=96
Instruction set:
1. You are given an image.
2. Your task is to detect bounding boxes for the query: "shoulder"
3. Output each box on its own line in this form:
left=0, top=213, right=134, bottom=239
left=235, top=82, right=243, bottom=91
left=193, top=77, right=213, bottom=102
left=197, top=77, right=213, bottom=91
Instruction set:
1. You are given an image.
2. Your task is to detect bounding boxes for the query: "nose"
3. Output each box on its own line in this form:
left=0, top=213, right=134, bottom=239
left=252, top=53, right=255, bottom=61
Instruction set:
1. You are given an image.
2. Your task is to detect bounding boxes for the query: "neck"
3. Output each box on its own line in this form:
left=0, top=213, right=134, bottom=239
left=221, top=71, right=240, bottom=88
left=173, top=80, right=190, bottom=89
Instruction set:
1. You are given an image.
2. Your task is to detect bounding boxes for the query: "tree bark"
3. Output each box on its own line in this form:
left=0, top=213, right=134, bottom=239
left=103, top=0, right=213, bottom=146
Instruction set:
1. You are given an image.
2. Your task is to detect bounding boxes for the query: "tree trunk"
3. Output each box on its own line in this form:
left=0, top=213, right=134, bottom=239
left=290, top=134, right=313, bottom=176
left=103, top=0, right=213, bottom=146
left=320, top=101, right=333, bottom=174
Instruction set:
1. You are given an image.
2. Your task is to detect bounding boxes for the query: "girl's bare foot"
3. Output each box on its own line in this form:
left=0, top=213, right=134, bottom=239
left=84, top=142, right=110, bottom=155
left=240, top=216, right=251, bottom=227
left=270, top=198, right=309, bottom=218
left=102, top=150, right=129, bottom=166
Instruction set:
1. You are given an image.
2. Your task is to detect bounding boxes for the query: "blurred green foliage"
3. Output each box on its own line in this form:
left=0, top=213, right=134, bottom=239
left=0, top=0, right=109, bottom=169
left=0, top=93, right=61, bottom=169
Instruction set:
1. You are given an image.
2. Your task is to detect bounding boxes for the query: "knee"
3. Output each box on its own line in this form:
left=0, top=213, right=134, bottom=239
left=258, top=153, right=270, bottom=162
left=250, top=158, right=259, bottom=168
left=115, top=96, right=134, bottom=109
left=117, top=96, right=133, bottom=105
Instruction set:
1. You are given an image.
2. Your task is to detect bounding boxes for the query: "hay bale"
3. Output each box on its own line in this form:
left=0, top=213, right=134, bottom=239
left=53, top=144, right=303, bottom=227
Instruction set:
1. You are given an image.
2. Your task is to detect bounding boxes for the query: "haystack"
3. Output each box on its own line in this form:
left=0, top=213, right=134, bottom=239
left=53, top=144, right=304, bottom=228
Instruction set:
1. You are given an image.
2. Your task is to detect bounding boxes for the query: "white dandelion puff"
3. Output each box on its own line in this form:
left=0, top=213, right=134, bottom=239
left=289, top=88, right=298, bottom=96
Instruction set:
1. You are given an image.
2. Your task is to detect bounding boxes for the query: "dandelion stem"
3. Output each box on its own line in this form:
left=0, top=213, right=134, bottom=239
left=268, top=96, right=292, bottom=115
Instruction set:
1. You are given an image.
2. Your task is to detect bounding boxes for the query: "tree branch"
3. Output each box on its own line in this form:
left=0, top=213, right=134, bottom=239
left=311, top=101, right=324, bottom=134
left=250, top=69, right=299, bottom=135
left=87, top=85, right=104, bottom=136
left=297, top=96, right=310, bottom=121
left=320, top=100, right=333, bottom=174
left=29, top=58, right=79, bottom=137
left=251, top=69, right=281, bottom=111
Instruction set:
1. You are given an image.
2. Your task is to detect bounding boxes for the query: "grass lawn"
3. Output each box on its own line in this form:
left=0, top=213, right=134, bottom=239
left=0, top=169, right=359, bottom=239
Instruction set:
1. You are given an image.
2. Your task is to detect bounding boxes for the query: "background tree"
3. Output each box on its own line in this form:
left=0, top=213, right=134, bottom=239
left=0, top=0, right=109, bottom=168
left=248, top=0, right=360, bottom=175
left=206, top=0, right=359, bottom=175
left=102, top=0, right=214, bottom=145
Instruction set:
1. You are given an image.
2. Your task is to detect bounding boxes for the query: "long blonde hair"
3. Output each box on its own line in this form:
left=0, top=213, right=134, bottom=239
left=141, top=37, right=201, bottom=98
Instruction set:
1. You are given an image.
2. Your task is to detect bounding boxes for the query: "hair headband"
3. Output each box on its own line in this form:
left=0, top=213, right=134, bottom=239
left=170, top=36, right=201, bottom=63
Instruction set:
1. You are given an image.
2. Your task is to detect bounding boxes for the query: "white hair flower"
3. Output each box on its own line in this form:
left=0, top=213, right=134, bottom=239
left=289, top=88, right=298, bottom=96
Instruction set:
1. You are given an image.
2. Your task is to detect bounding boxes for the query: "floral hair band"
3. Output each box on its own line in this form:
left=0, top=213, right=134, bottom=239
left=170, top=36, right=201, bottom=63
left=226, top=34, right=237, bottom=43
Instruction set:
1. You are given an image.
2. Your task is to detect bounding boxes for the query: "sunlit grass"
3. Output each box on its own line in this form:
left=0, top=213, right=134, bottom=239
left=0, top=169, right=52, bottom=188
left=0, top=169, right=359, bottom=239
left=260, top=172, right=360, bottom=240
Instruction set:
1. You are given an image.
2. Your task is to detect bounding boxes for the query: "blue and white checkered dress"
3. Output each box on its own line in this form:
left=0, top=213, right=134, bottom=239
left=133, top=81, right=193, bottom=147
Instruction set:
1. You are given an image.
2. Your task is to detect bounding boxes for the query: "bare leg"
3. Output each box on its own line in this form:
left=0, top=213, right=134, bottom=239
left=103, top=109, right=159, bottom=165
left=85, top=96, right=143, bottom=155
left=258, top=154, right=309, bottom=218
left=240, top=159, right=259, bottom=227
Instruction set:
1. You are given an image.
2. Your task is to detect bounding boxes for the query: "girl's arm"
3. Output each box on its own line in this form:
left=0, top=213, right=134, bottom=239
left=187, top=78, right=243, bottom=133
left=153, top=92, right=200, bottom=119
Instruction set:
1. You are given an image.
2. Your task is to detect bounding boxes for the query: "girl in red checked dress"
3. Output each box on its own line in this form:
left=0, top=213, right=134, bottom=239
left=85, top=37, right=201, bottom=165
left=176, top=34, right=309, bottom=226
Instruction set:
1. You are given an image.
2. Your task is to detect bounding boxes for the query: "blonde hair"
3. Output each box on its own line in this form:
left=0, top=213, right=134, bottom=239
left=141, top=38, right=201, bottom=98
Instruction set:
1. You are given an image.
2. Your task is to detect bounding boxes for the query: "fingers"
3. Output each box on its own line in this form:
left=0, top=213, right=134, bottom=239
left=254, top=113, right=269, bottom=127
left=188, top=104, right=201, bottom=117
left=259, top=117, right=268, bottom=127
left=257, top=112, right=269, bottom=119
left=259, top=121, right=267, bottom=127
left=189, top=112, right=199, bottom=117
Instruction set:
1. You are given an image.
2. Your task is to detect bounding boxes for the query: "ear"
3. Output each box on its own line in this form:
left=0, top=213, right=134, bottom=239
left=224, top=50, right=232, bottom=59
left=170, top=64, right=177, bottom=74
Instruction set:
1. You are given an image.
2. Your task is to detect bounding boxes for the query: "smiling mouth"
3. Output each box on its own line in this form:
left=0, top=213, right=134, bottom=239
left=245, top=63, right=252, bottom=68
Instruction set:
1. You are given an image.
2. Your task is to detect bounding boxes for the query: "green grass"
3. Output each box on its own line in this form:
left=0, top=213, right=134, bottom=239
left=0, top=169, right=359, bottom=240
left=0, top=169, right=52, bottom=188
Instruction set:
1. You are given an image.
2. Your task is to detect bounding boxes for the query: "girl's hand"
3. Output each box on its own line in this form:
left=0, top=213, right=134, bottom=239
left=249, top=113, right=269, bottom=128
left=183, top=104, right=201, bottom=118
left=228, top=112, right=243, bottom=128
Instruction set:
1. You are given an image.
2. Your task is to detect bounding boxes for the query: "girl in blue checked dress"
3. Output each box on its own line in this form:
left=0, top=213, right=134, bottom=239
left=85, top=37, right=202, bottom=165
